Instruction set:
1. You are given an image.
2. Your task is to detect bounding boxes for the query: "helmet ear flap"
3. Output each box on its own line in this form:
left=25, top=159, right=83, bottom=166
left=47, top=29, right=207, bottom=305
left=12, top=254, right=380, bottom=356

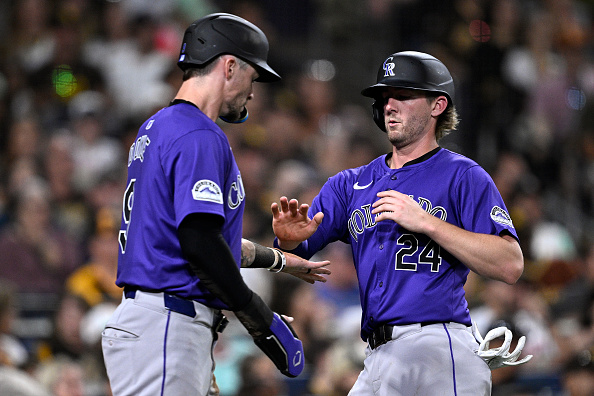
left=372, top=100, right=386, bottom=132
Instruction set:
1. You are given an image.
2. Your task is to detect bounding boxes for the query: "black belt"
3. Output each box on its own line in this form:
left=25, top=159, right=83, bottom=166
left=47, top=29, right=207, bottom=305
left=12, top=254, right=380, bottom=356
left=369, top=324, right=393, bottom=350
left=124, top=288, right=228, bottom=333
left=368, top=322, right=445, bottom=349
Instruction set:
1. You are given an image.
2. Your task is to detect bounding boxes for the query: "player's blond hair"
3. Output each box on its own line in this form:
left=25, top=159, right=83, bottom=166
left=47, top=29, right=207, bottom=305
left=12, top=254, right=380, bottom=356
left=436, top=105, right=459, bottom=141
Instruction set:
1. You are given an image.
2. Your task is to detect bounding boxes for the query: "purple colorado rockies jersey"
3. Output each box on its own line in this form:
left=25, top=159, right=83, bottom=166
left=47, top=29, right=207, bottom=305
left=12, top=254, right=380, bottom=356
left=288, top=148, right=517, bottom=341
left=116, top=102, right=245, bottom=309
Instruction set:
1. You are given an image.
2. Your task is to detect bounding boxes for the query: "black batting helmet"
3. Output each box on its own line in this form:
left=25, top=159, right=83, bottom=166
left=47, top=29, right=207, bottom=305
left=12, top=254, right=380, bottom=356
left=361, top=51, right=455, bottom=132
left=177, top=13, right=280, bottom=83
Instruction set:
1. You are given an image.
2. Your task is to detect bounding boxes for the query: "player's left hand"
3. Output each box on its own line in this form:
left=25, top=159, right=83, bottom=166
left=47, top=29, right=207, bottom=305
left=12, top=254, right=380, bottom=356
left=282, top=252, right=331, bottom=284
left=473, top=323, right=533, bottom=369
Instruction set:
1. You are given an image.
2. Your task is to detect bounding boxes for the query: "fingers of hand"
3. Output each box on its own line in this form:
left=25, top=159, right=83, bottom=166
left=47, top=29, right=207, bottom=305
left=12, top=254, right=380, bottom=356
left=281, top=315, right=294, bottom=323
left=280, top=197, right=290, bottom=212
left=299, top=204, right=309, bottom=217
left=371, top=197, right=394, bottom=214
left=302, top=266, right=331, bottom=274
left=313, top=212, right=324, bottom=225
left=288, top=199, right=300, bottom=216
left=316, top=260, right=331, bottom=267
left=376, top=189, right=403, bottom=198
left=371, top=197, right=385, bottom=209
left=304, top=274, right=327, bottom=283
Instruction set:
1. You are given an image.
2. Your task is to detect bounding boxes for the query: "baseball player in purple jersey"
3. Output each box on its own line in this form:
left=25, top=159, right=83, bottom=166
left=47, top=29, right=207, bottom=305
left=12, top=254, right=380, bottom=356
left=271, top=51, right=531, bottom=395
left=101, top=13, right=329, bottom=396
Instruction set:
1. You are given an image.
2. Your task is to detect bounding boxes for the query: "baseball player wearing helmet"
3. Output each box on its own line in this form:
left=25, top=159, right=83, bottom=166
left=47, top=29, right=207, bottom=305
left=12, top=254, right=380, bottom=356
left=271, top=51, right=527, bottom=395
left=101, top=13, right=329, bottom=396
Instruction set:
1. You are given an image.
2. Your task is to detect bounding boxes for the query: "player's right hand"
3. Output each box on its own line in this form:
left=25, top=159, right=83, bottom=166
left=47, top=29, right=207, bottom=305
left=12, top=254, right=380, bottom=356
left=283, top=252, right=331, bottom=284
left=271, top=196, right=323, bottom=250
left=234, top=292, right=305, bottom=377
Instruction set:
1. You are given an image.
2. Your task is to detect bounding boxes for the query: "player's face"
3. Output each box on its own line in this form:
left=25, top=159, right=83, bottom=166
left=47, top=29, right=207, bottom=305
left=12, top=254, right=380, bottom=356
left=381, top=88, right=435, bottom=149
left=221, top=61, right=259, bottom=122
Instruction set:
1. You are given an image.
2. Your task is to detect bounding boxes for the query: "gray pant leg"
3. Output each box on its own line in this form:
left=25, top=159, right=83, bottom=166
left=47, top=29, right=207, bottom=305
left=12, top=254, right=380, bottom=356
left=102, top=293, right=217, bottom=396
left=349, top=323, right=491, bottom=396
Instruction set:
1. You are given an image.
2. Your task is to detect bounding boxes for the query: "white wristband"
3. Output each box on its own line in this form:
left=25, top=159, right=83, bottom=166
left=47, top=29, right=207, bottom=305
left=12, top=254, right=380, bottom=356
left=266, top=248, right=279, bottom=270
left=268, top=248, right=286, bottom=273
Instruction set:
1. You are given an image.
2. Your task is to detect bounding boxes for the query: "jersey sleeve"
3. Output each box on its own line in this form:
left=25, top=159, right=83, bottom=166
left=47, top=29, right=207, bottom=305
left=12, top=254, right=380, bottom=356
left=162, top=129, right=230, bottom=228
left=456, top=165, right=519, bottom=241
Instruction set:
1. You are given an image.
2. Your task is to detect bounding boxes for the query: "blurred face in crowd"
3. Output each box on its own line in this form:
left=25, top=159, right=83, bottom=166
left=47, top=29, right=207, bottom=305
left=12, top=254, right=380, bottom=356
left=17, top=187, right=51, bottom=241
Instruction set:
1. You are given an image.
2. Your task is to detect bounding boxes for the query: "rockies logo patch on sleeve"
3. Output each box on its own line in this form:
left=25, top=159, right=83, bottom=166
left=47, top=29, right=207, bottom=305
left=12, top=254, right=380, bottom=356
left=192, top=180, right=223, bottom=204
left=490, top=206, right=514, bottom=228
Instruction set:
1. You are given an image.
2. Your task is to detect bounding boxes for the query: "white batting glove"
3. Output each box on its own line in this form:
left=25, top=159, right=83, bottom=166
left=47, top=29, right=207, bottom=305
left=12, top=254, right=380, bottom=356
left=472, top=322, right=533, bottom=369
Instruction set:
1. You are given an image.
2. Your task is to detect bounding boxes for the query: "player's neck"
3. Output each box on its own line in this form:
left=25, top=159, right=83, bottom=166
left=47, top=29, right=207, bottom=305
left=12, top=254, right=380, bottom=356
left=389, top=140, right=439, bottom=169
left=174, top=77, right=224, bottom=122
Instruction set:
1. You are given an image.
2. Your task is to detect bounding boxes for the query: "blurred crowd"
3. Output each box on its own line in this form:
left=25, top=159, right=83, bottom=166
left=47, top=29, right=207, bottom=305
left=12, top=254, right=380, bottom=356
left=0, top=0, right=593, bottom=395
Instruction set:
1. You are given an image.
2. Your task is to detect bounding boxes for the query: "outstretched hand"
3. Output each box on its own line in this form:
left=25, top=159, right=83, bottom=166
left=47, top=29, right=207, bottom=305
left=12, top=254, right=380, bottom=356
left=282, top=252, right=331, bottom=284
left=271, top=196, right=324, bottom=250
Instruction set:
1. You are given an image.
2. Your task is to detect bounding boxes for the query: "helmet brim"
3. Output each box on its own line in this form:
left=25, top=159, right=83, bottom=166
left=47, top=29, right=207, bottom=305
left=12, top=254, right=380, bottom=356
left=361, top=82, right=453, bottom=105
left=361, top=83, right=391, bottom=98
left=253, top=61, right=281, bottom=82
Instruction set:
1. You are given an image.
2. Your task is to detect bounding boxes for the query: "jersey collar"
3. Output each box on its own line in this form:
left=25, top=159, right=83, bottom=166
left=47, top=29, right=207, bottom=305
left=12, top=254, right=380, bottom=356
left=385, top=147, right=442, bottom=168
left=169, top=99, right=199, bottom=108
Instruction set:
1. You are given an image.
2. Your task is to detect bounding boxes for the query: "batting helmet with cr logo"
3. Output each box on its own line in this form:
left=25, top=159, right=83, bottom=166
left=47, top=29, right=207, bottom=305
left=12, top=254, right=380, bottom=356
left=361, top=51, right=455, bottom=132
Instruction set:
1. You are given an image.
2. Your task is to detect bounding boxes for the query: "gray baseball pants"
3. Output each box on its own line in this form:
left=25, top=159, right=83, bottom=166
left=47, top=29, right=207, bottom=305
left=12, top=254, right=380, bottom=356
left=348, top=322, right=492, bottom=396
left=102, top=290, right=224, bottom=396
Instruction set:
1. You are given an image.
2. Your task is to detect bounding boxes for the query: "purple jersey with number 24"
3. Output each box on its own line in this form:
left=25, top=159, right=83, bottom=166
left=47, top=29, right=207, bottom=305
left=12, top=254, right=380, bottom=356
left=115, top=102, right=245, bottom=309
left=289, top=148, right=517, bottom=341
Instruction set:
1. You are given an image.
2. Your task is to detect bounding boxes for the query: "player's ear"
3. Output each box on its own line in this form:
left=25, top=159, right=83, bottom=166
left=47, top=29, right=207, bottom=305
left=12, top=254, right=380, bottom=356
left=431, top=95, right=448, bottom=117
left=223, top=56, right=237, bottom=80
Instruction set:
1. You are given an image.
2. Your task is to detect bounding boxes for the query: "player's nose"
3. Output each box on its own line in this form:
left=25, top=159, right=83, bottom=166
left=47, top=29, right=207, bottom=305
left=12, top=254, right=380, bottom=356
left=385, top=98, right=399, bottom=113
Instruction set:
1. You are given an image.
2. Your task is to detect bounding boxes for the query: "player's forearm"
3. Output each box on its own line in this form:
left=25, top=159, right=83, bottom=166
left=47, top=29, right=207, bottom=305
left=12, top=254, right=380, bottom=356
left=424, top=217, right=524, bottom=284
left=240, top=238, right=284, bottom=271
left=241, top=238, right=257, bottom=267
